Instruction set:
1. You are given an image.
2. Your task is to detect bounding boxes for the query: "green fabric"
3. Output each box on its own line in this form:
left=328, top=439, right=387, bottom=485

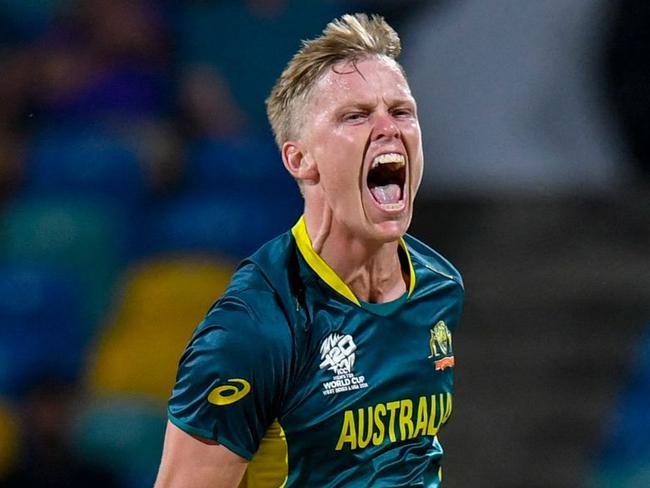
left=361, top=293, right=408, bottom=317
left=168, top=229, right=464, bottom=487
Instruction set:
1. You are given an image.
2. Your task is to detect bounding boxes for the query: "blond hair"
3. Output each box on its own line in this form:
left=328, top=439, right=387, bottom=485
left=266, top=13, right=402, bottom=149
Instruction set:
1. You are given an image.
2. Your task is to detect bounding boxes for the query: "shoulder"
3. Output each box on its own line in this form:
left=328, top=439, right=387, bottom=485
left=199, top=230, right=300, bottom=340
left=403, top=233, right=464, bottom=291
left=179, top=256, right=295, bottom=387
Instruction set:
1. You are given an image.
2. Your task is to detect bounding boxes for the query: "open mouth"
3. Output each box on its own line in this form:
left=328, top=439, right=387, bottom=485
left=367, top=152, right=406, bottom=209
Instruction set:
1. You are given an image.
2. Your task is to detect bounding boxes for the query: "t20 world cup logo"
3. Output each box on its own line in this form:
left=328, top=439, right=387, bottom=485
left=319, top=333, right=357, bottom=375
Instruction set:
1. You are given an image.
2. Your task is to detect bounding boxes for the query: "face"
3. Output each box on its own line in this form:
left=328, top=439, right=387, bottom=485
left=294, top=55, right=423, bottom=244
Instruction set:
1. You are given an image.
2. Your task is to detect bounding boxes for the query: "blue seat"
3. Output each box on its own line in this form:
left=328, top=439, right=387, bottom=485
left=0, top=1, right=57, bottom=41
left=178, top=1, right=347, bottom=128
left=24, top=126, right=146, bottom=209
left=185, top=135, right=299, bottom=200
left=0, top=265, right=85, bottom=396
left=0, top=197, right=129, bottom=325
left=589, top=324, right=650, bottom=486
left=144, top=194, right=301, bottom=260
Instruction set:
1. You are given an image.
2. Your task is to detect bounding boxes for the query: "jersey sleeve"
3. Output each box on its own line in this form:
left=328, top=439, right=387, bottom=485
left=167, top=293, right=291, bottom=460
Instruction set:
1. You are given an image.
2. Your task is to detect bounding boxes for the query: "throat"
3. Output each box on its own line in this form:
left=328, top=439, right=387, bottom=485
left=306, top=217, right=408, bottom=303
left=362, top=276, right=407, bottom=303
left=346, top=255, right=407, bottom=303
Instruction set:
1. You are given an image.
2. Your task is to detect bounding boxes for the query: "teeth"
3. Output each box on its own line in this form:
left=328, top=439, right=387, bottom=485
left=371, top=153, right=405, bottom=169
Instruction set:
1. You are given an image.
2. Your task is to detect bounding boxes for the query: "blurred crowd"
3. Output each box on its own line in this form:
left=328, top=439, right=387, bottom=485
left=0, top=1, right=353, bottom=486
left=0, top=0, right=647, bottom=487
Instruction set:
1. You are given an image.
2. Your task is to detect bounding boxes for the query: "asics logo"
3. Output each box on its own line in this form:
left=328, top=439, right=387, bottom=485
left=208, top=378, right=251, bottom=406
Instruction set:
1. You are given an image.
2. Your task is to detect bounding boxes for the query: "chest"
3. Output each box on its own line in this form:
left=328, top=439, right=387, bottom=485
left=279, top=299, right=456, bottom=452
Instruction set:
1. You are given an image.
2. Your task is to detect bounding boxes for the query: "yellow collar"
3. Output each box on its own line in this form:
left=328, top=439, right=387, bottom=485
left=291, top=216, right=416, bottom=306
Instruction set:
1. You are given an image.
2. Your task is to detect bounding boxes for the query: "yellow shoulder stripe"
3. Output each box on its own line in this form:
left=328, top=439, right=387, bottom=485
left=400, top=237, right=416, bottom=297
left=291, top=216, right=416, bottom=306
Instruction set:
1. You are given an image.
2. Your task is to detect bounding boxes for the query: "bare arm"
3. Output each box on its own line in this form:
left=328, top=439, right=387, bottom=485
left=154, top=420, right=248, bottom=488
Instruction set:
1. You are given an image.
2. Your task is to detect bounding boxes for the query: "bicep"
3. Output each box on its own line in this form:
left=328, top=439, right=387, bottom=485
left=155, top=421, right=248, bottom=488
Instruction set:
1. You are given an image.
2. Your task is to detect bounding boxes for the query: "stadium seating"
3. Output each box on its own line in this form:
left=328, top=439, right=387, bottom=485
left=143, top=194, right=299, bottom=260
left=0, top=0, right=57, bottom=41
left=185, top=135, right=296, bottom=197
left=589, top=325, right=650, bottom=487
left=153, top=134, right=302, bottom=260
left=589, top=460, right=650, bottom=488
left=71, top=396, right=166, bottom=488
left=87, top=256, right=233, bottom=402
left=24, top=125, right=147, bottom=209
left=0, top=265, right=85, bottom=396
left=0, top=197, right=128, bottom=326
left=177, top=0, right=345, bottom=128
left=0, top=401, right=18, bottom=478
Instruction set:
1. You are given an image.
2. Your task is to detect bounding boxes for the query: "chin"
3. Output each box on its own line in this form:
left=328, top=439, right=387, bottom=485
left=368, top=218, right=410, bottom=243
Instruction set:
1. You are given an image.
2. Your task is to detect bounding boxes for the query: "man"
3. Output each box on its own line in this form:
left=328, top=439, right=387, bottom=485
left=155, top=13, right=464, bottom=488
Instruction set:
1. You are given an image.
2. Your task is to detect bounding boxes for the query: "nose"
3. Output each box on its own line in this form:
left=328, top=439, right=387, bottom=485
left=372, top=111, right=400, bottom=141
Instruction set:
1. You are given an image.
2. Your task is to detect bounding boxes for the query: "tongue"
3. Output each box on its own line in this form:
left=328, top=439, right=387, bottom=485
left=370, top=184, right=401, bottom=205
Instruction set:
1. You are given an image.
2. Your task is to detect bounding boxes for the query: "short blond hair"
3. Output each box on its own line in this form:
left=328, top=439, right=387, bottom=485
left=266, top=13, right=402, bottom=149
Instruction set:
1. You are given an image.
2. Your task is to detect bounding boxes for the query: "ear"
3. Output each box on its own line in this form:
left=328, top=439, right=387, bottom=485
left=282, top=141, right=319, bottom=183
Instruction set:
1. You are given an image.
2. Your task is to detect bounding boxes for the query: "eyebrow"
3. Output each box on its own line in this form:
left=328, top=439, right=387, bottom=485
left=336, top=97, right=415, bottom=111
left=337, top=101, right=377, bottom=112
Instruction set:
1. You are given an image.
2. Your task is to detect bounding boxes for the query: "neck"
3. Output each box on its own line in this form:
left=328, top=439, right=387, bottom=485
left=304, top=210, right=407, bottom=304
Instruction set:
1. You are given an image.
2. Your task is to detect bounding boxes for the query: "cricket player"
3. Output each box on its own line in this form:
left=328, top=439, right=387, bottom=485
left=155, top=13, right=464, bottom=487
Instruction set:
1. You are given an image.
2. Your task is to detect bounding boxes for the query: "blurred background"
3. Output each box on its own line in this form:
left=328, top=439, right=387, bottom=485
left=0, top=0, right=647, bottom=487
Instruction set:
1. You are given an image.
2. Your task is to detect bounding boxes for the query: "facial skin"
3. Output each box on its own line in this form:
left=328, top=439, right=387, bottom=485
left=282, top=55, right=423, bottom=301
left=283, top=55, right=423, bottom=246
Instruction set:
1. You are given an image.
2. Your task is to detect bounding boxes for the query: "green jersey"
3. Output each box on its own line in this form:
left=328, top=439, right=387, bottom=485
left=168, top=217, right=464, bottom=487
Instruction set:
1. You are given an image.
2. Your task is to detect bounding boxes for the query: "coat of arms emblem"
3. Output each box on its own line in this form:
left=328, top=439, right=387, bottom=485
left=429, top=320, right=455, bottom=370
